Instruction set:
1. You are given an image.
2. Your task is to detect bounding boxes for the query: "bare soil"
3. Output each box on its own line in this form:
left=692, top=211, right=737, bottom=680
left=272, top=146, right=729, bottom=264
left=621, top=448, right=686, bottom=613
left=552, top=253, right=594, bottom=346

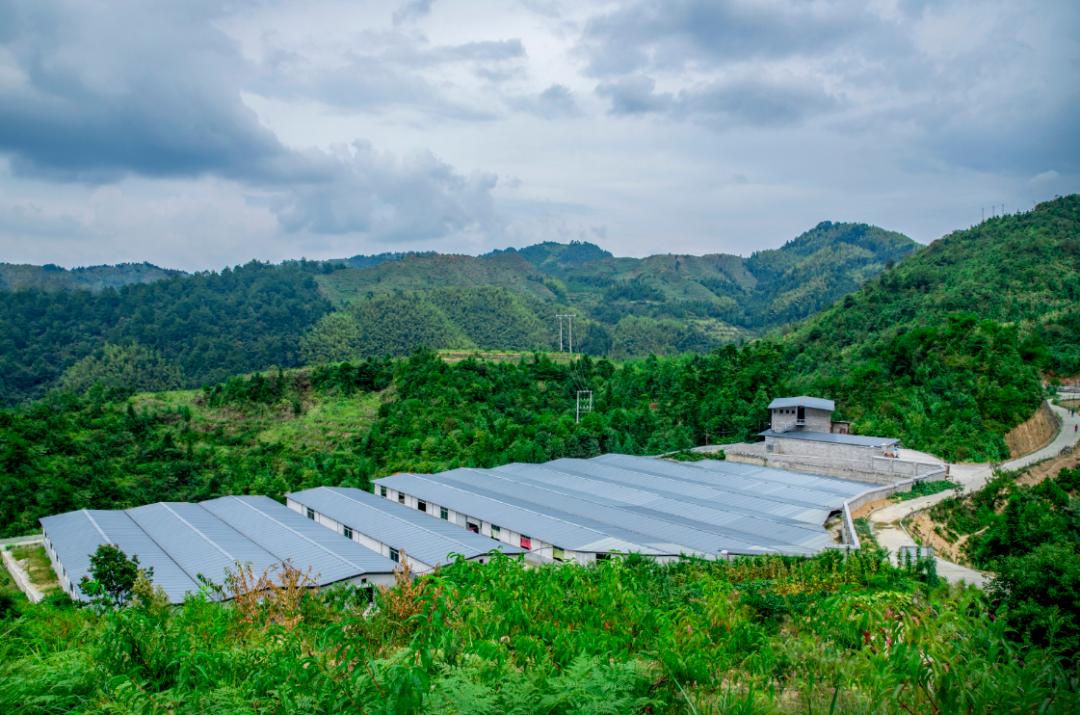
left=1004, top=401, right=1058, bottom=458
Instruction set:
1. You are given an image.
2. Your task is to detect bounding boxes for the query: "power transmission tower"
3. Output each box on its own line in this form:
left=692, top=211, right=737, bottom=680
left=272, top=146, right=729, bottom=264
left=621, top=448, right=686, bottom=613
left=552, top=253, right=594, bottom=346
left=555, top=314, right=576, bottom=353
left=576, top=390, right=593, bottom=423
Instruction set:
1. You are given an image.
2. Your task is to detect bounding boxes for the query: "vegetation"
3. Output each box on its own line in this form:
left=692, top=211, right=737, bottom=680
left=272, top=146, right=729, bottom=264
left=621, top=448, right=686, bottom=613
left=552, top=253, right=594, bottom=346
left=0, top=348, right=784, bottom=537
left=0, top=261, right=180, bottom=292
left=2, top=549, right=1077, bottom=714
left=0, top=261, right=335, bottom=405
left=80, top=544, right=150, bottom=609
left=0, top=223, right=915, bottom=404
left=930, top=466, right=1080, bottom=655
left=891, top=479, right=959, bottom=501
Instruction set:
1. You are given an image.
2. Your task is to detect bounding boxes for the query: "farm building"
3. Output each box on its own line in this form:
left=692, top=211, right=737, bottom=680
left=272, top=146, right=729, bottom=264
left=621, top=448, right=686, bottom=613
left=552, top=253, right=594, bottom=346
left=373, top=454, right=875, bottom=564
left=40, top=496, right=398, bottom=604
left=751, top=396, right=943, bottom=482
left=286, top=486, right=524, bottom=573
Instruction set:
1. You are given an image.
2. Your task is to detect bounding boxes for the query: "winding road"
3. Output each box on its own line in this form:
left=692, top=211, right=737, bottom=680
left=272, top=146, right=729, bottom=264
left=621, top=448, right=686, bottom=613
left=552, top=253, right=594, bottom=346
left=868, top=401, right=1080, bottom=587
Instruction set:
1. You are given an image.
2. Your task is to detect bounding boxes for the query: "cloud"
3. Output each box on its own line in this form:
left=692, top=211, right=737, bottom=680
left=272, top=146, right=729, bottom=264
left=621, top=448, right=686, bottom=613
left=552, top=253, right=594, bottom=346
left=271, top=142, right=499, bottom=240
left=579, top=0, right=868, bottom=76
left=0, top=0, right=292, bottom=182
left=0, top=0, right=508, bottom=247
left=513, top=84, right=581, bottom=118
left=393, top=0, right=435, bottom=27
left=598, top=74, right=837, bottom=126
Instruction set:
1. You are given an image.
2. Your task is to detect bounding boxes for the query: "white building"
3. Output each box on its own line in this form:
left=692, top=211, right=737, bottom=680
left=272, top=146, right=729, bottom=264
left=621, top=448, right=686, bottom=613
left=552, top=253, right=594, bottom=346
left=373, top=454, right=878, bottom=562
left=40, top=496, right=398, bottom=604
left=286, top=486, right=524, bottom=574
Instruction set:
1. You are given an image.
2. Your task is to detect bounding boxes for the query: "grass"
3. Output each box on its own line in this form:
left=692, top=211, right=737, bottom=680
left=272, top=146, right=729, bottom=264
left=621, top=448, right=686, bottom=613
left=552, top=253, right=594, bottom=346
left=8, top=545, right=59, bottom=593
left=853, top=518, right=878, bottom=549
left=666, top=449, right=726, bottom=462
left=257, top=392, right=382, bottom=447
left=891, top=479, right=959, bottom=501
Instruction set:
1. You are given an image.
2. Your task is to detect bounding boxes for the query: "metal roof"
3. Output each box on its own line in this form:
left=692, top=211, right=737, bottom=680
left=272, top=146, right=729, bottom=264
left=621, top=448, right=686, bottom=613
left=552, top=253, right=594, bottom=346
left=374, top=472, right=661, bottom=555
left=759, top=429, right=898, bottom=447
left=286, top=486, right=523, bottom=567
left=375, top=455, right=874, bottom=558
left=40, top=497, right=397, bottom=604
left=768, top=396, right=835, bottom=411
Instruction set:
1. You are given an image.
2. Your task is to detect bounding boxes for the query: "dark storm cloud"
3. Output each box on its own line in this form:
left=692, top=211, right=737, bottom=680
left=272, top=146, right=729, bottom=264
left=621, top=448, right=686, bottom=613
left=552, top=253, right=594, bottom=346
left=0, top=0, right=292, bottom=182
left=0, top=0, right=501, bottom=240
left=579, top=0, right=868, bottom=76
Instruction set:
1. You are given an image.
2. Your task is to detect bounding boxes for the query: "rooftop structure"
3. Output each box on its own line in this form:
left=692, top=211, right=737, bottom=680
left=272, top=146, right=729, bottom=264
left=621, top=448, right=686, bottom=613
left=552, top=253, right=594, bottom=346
left=40, top=496, right=398, bottom=604
left=758, top=430, right=898, bottom=448
left=286, top=486, right=524, bottom=573
left=373, top=454, right=873, bottom=564
left=768, top=396, right=836, bottom=412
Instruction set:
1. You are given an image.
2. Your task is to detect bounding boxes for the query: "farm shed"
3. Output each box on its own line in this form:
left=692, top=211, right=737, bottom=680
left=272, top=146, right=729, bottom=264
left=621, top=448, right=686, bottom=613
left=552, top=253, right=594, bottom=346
left=374, top=454, right=874, bottom=564
left=286, top=486, right=524, bottom=573
left=40, top=496, right=398, bottom=604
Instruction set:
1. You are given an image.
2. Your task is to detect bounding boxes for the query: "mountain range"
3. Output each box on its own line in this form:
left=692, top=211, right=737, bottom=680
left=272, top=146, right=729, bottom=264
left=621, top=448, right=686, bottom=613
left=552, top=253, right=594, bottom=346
left=0, top=221, right=916, bottom=404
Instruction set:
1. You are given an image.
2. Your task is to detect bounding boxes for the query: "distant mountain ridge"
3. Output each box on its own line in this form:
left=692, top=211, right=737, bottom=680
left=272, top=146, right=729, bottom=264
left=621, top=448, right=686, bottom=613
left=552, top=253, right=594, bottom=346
left=0, top=221, right=916, bottom=404
left=0, top=261, right=182, bottom=292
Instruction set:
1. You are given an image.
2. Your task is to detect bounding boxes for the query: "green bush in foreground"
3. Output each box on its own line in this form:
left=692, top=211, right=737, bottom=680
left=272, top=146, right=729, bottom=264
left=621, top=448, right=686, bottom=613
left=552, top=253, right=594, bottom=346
left=0, top=551, right=1076, bottom=714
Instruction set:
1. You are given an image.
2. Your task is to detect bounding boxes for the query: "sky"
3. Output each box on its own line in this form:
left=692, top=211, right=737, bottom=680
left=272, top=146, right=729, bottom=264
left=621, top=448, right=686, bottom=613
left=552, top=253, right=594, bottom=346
left=0, top=0, right=1077, bottom=271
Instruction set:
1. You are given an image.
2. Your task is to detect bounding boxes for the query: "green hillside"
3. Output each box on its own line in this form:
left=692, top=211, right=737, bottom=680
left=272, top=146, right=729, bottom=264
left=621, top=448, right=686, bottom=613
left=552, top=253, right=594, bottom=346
left=0, top=262, right=335, bottom=405
left=784, top=195, right=1080, bottom=459
left=0, top=224, right=913, bottom=404
left=309, top=221, right=916, bottom=362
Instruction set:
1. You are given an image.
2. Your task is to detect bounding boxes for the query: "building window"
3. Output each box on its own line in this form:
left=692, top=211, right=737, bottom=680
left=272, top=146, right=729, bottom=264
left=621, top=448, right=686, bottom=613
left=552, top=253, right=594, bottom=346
left=306, top=507, right=315, bottom=520
left=466, top=521, right=480, bottom=534
left=440, top=507, right=449, bottom=520
left=397, top=492, right=405, bottom=504
left=380, top=486, right=387, bottom=497
left=389, top=548, right=399, bottom=563
left=552, top=547, right=567, bottom=561
left=343, top=526, right=353, bottom=540
left=491, top=524, right=501, bottom=538
left=417, top=500, right=427, bottom=513
left=520, top=535, right=532, bottom=550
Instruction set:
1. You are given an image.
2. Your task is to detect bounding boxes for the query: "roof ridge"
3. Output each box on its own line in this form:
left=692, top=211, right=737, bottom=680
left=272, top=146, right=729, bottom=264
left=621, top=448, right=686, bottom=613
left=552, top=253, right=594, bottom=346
left=322, top=486, right=488, bottom=554
left=222, top=497, right=371, bottom=574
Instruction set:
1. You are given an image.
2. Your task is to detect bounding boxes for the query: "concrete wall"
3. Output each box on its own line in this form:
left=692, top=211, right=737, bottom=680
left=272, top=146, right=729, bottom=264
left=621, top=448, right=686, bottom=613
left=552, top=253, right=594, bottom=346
left=771, top=406, right=832, bottom=433
left=763, top=436, right=943, bottom=484
left=839, top=470, right=950, bottom=548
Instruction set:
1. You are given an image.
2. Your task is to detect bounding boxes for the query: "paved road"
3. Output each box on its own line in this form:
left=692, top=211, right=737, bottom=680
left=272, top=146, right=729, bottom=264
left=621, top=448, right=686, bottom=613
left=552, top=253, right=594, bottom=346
left=869, top=401, right=1080, bottom=587
left=0, top=534, right=43, bottom=547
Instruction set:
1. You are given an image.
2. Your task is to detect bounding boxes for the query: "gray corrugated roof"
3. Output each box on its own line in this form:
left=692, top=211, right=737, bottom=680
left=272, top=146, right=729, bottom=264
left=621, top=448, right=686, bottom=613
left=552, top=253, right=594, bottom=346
left=376, top=455, right=875, bottom=558
left=768, top=396, right=835, bottom=411
left=286, top=486, right=523, bottom=567
left=759, top=429, right=898, bottom=447
left=40, top=498, right=397, bottom=604
left=375, top=473, right=662, bottom=555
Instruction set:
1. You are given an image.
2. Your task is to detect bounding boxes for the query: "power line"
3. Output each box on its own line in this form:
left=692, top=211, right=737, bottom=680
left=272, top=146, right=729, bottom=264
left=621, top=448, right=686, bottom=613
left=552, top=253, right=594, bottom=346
left=555, top=314, right=575, bottom=353
left=576, top=390, right=593, bottom=424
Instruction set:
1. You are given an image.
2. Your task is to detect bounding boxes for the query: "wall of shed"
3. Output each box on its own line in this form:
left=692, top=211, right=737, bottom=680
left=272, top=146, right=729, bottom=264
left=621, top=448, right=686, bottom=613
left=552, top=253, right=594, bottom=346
left=286, top=498, right=435, bottom=574
left=771, top=407, right=832, bottom=433
left=380, top=487, right=577, bottom=565
left=41, top=530, right=80, bottom=601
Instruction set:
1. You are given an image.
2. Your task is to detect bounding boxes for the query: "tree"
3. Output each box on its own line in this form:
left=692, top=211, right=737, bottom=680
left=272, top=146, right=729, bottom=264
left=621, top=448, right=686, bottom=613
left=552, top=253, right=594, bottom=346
left=80, top=544, right=151, bottom=609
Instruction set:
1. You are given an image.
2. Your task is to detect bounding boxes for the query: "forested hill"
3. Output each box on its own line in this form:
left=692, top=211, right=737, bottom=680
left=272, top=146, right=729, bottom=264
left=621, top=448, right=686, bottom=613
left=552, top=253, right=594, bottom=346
left=0, top=222, right=914, bottom=405
left=0, top=262, right=181, bottom=291
left=782, top=194, right=1080, bottom=459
